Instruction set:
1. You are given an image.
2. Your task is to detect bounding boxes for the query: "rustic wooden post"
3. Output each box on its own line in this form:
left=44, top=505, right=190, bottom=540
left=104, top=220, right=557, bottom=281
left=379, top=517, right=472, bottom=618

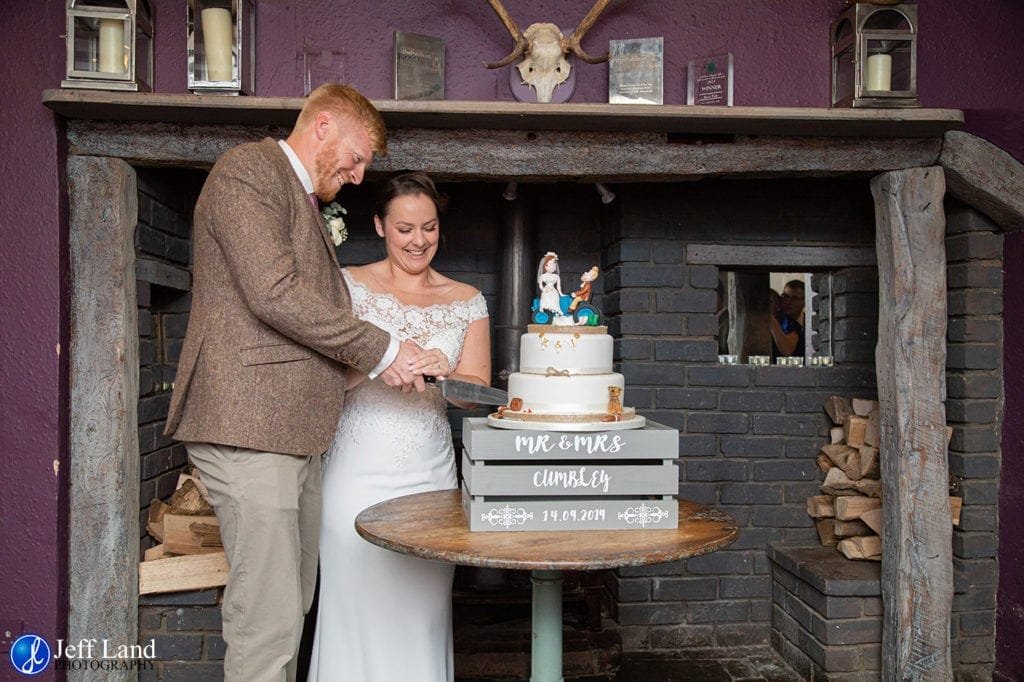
left=871, top=166, right=951, bottom=679
left=68, top=155, right=139, bottom=680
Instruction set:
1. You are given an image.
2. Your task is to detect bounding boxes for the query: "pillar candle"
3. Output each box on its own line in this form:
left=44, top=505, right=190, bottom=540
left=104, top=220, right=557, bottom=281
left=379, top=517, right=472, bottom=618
left=98, top=19, right=125, bottom=74
left=201, top=7, right=234, bottom=81
left=865, top=53, right=892, bottom=91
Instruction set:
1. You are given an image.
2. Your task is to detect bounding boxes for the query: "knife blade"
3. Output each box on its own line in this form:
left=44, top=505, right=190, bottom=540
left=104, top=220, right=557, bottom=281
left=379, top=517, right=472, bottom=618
left=424, top=376, right=509, bottom=405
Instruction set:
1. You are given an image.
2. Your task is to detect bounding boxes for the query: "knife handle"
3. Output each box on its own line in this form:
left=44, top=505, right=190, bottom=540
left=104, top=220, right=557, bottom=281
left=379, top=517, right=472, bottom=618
left=424, top=375, right=437, bottom=384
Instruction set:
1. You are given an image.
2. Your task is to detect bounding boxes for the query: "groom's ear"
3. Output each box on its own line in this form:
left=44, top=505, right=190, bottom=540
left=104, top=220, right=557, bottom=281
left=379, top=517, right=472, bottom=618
left=374, top=215, right=385, bottom=238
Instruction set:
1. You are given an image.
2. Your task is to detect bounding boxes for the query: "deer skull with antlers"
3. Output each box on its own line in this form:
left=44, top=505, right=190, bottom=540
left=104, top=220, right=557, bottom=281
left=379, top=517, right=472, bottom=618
left=484, top=0, right=614, bottom=103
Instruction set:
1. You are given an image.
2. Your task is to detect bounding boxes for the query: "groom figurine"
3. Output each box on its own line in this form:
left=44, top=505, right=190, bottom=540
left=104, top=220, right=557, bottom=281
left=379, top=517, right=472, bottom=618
left=165, top=84, right=425, bottom=682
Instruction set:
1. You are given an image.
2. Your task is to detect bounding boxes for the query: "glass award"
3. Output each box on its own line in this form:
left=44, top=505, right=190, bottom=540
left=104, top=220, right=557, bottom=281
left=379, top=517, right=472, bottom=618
left=687, top=53, right=734, bottom=106
left=608, top=37, right=664, bottom=105
left=393, top=31, right=445, bottom=100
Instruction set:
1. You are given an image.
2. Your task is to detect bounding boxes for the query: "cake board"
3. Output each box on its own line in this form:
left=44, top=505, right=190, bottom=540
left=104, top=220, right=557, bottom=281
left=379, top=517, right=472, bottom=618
left=486, top=413, right=646, bottom=431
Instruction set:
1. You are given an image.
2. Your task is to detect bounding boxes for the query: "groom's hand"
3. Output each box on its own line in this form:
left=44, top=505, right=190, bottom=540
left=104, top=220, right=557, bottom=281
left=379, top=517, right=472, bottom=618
left=380, top=339, right=426, bottom=392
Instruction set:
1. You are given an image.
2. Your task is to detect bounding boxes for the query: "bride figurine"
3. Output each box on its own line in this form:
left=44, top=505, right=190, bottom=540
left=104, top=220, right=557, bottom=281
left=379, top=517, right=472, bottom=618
left=537, top=251, right=564, bottom=316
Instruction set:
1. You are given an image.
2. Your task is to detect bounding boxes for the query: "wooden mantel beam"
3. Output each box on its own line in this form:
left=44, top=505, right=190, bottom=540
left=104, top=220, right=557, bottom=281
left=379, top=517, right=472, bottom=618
left=872, top=166, right=952, bottom=679
left=43, top=89, right=963, bottom=138
left=939, top=130, right=1024, bottom=232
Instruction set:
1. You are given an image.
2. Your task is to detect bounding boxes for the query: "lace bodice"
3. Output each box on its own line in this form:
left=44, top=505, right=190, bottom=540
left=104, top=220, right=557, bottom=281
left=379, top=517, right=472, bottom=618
left=325, top=269, right=488, bottom=469
left=343, top=269, right=487, bottom=369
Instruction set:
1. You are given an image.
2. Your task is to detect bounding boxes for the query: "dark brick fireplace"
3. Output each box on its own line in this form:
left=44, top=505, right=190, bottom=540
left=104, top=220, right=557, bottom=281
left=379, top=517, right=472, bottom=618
left=52, top=92, right=1009, bottom=680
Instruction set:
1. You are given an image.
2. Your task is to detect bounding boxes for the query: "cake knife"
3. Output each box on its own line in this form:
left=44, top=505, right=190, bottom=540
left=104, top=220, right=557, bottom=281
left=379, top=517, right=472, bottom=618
left=424, top=376, right=509, bottom=405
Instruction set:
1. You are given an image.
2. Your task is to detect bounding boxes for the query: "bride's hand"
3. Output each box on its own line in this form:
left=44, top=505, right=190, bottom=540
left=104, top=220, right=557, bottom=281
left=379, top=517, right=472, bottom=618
left=409, top=348, right=451, bottom=379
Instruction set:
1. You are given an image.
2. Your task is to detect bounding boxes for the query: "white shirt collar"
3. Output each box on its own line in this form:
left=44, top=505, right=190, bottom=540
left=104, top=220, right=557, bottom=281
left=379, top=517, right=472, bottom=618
left=278, top=139, right=314, bottom=194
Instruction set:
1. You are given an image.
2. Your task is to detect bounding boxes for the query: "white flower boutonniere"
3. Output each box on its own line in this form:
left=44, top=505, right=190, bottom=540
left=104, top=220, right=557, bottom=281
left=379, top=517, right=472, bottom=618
left=321, top=201, right=348, bottom=246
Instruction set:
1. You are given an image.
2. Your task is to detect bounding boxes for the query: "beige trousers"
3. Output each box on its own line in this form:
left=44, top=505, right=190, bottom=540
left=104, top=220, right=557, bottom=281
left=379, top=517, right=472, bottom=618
left=186, top=442, right=321, bottom=682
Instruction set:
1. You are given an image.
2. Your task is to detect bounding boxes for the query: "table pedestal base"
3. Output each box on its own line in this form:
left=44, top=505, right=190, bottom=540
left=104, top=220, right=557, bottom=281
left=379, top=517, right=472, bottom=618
left=531, top=569, right=564, bottom=682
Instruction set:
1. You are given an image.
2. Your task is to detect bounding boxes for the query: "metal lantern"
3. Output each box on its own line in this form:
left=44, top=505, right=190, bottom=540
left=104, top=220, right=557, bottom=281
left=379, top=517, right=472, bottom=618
left=62, top=0, right=153, bottom=91
left=831, top=3, right=918, bottom=108
left=187, top=0, right=255, bottom=95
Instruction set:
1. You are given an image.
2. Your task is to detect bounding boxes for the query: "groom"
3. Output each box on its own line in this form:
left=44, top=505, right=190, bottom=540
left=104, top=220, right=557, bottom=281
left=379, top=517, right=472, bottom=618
left=165, top=84, right=425, bottom=682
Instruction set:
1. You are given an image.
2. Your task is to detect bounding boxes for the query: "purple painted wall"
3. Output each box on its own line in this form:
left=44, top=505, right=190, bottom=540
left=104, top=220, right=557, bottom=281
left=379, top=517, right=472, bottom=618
left=1, top=2, right=1021, bottom=679
left=1, top=2, right=70, bottom=669
left=998, top=229, right=1024, bottom=677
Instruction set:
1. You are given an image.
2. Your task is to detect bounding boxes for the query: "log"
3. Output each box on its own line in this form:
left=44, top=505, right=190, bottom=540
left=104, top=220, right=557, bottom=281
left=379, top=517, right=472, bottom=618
left=859, top=446, right=880, bottom=479
left=821, top=467, right=882, bottom=498
left=162, top=513, right=222, bottom=555
left=816, top=454, right=835, bottom=474
left=143, top=544, right=169, bottom=561
left=860, top=508, right=884, bottom=537
left=841, top=450, right=863, bottom=482
left=139, top=551, right=230, bottom=595
left=852, top=398, right=878, bottom=417
left=168, top=479, right=214, bottom=516
left=837, top=535, right=882, bottom=561
left=830, top=426, right=846, bottom=445
left=843, top=415, right=868, bottom=448
left=834, top=518, right=873, bottom=537
left=873, top=165, right=952, bottom=677
left=865, top=410, right=880, bottom=447
left=807, top=495, right=836, bottom=518
left=950, top=496, right=962, bottom=527
left=824, top=396, right=853, bottom=425
left=835, top=495, right=882, bottom=521
left=146, top=499, right=168, bottom=543
left=821, top=443, right=855, bottom=468
left=816, top=518, right=839, bottom=547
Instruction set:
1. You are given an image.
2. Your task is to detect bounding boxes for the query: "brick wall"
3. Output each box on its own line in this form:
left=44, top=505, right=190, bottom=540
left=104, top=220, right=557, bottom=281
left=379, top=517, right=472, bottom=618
left=945, top=201, right=1003, bottom=678
left=139, top=589, right=225, bottom=681
left=136, top=169, right=202, bottom=552
left=600, top=179, right=880, bottom=651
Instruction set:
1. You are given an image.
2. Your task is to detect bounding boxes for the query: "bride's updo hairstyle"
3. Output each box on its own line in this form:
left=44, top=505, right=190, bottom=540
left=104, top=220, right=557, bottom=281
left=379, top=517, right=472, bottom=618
left=373, top=171, right=448, bottom=220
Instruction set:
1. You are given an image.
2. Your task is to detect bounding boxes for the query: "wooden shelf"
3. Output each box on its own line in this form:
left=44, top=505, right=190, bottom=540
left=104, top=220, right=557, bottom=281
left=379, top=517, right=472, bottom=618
left=43, top=89, right=962, bottom=138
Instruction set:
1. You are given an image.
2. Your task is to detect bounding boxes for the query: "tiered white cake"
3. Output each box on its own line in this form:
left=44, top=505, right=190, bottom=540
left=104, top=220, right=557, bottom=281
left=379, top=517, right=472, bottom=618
left=489, top=325, right=643, bottom=430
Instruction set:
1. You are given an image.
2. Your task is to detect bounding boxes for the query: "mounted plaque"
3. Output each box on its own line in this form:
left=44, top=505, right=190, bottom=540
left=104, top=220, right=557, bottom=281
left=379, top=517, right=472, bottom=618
left=393, top=31, right=445, bottom=100
left=608, top=37, right=664, bottom=105
left=687, top=52, right=734, bottom=106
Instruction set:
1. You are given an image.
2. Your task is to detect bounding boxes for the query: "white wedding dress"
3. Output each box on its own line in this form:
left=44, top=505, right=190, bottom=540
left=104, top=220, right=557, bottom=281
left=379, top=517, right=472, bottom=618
left=307, top=269, right=488, bottom=682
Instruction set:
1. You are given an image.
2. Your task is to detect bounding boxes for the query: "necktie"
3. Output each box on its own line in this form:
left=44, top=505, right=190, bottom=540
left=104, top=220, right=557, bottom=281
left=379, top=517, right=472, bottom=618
left=308, top=192, right=318, bottom=209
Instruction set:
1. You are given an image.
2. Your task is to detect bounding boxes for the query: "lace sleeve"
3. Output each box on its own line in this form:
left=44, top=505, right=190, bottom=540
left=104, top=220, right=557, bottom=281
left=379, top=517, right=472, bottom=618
left=465, top=292, right=489, bottom=322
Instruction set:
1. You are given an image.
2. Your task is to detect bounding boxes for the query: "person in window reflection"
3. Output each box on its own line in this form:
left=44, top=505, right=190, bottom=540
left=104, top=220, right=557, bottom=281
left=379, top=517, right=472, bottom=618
left=770, top=279, right=806, bottom=359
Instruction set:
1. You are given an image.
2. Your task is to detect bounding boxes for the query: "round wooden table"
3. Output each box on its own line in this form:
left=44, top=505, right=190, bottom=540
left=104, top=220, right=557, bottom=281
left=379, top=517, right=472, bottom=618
left=356, top=490, right=739, bottom=682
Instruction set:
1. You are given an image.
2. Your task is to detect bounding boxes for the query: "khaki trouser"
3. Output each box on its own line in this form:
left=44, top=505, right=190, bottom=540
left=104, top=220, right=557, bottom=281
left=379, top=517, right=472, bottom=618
left=186, top=442, right=321, bottom=682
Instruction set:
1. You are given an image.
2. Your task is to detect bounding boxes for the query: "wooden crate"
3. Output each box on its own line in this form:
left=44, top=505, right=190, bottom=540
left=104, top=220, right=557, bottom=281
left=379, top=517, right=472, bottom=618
left=461, top=418, right=680, bottom=531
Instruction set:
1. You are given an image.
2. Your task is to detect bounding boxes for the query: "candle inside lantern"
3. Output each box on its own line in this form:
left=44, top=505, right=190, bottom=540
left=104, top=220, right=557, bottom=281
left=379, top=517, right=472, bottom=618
left=201, top=7, right=234, bottom=81
left=98, top=19, right=125, bottom=74
left=865, top=53, right=892, bottom=91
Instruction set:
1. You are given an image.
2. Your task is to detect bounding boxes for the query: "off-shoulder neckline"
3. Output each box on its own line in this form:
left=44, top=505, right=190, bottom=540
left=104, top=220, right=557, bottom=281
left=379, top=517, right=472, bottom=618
left=342, top=268, right=484, bottom=312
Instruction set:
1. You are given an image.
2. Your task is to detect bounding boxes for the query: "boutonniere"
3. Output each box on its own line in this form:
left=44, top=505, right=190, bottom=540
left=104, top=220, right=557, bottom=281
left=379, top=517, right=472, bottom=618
left=321, top=201, right=348, bottom=246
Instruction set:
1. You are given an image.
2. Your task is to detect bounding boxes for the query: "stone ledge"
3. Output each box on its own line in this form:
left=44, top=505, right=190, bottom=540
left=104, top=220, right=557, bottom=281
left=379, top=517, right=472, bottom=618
left=766, top=544, right=880, bottom=597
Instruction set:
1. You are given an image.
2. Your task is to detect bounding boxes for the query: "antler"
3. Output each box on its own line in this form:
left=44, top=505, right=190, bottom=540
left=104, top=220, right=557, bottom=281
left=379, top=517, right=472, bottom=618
left=484, top=0, right=529, bottom=69
left=562, top=0, right=614, bottom=64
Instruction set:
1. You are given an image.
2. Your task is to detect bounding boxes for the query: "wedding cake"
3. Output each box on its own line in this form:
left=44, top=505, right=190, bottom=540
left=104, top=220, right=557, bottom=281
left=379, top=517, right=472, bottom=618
left=488, top=253, right=644, bottom=430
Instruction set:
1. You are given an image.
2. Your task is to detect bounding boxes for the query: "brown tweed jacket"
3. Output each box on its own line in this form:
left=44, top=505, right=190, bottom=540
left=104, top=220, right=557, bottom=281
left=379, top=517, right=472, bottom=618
left=165, top=138, right=391, bottom=456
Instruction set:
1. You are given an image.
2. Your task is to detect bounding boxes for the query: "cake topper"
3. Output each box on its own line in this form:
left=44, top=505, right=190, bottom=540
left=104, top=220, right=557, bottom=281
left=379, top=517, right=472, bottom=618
left=531, top=253, right=601, bottom=326
left=537, top=251, right=564, bottom=318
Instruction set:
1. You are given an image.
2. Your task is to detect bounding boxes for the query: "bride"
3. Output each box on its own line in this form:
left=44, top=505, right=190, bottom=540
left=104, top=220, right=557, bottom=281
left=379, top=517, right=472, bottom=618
left=308, top=172, right=490, bottom=681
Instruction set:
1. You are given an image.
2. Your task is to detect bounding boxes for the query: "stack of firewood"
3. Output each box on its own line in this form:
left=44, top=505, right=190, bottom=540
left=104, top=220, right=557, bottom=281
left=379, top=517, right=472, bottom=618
left=139, top=470, right=228, bottom=595
left=806, top=396, right=962, bottom=561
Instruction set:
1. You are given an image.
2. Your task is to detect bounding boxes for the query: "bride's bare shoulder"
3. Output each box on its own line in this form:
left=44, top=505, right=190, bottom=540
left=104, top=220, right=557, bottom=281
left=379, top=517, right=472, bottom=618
left=431, top=272, right=480, bottom=303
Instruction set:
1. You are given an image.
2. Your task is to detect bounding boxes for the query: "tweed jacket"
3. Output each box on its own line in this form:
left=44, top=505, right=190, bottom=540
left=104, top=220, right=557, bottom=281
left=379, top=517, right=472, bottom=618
left=165, top=138, right=391, bottom=456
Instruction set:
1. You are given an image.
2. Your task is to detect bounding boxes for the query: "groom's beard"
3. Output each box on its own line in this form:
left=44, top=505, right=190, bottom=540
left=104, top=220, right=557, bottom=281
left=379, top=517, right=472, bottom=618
left=313, top=140, right=343, bottom=203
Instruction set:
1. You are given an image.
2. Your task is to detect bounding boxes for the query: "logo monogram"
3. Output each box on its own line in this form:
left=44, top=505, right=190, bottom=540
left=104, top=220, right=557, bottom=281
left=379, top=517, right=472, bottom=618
left=9, top=634, right=51, bottom=675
